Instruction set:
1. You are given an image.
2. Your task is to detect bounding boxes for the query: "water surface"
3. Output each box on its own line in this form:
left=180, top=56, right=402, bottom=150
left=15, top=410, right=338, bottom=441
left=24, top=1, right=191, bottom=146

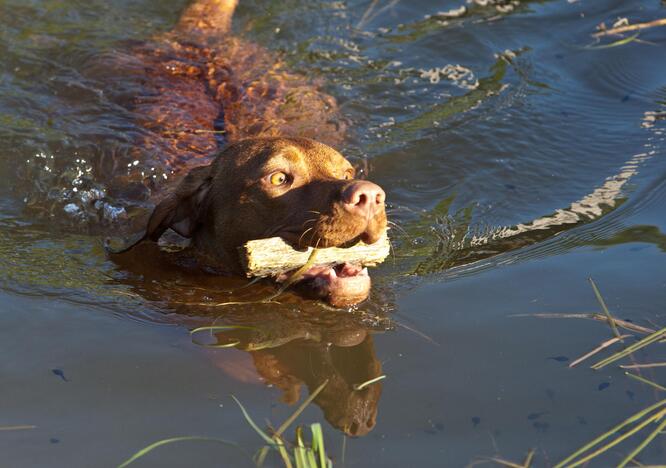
left=2, top=0, right=666, bottom=466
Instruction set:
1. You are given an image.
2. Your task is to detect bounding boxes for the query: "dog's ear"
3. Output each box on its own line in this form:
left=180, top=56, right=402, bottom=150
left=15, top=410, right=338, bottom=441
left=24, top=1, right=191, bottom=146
left=145, top=164, right=213, bottom=240
left=106, top=164, right=213, bottom=254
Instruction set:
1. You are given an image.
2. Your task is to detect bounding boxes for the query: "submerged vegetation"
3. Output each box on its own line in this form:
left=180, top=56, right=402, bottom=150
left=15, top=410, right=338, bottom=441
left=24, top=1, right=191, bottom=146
left=475, top=279, right=666, bottom=467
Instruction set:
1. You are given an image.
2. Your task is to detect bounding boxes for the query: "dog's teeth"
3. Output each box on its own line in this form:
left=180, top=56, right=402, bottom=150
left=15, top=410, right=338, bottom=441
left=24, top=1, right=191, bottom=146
left=328, top=268, right=337, bottom=278
left=361, top=267, right=368, bottom=276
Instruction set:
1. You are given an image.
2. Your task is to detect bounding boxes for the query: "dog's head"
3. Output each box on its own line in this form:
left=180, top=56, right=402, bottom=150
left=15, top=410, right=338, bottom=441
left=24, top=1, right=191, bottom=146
left=136, top=137, right=387, bottom=306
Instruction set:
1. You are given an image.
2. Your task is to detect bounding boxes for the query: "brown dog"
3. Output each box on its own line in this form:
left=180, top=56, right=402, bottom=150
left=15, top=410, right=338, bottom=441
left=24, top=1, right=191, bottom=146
left=116, top=1, right=387, bottom=306
left=139, top=137, right=387, bottom=306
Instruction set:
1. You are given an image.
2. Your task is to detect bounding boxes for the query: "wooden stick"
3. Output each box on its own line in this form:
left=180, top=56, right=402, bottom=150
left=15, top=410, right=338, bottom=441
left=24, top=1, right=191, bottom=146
left=0, top=425, right=36, bottom=431
left=240, top=232, right=390, bottom=278
left=569, top=335, right=630, bottom=368
left=593, top=18, right=666, bottom=37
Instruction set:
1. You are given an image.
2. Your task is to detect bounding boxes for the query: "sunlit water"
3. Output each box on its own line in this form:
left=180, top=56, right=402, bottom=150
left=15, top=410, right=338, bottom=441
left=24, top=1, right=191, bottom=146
left=1, top=0, right=666, bottom=466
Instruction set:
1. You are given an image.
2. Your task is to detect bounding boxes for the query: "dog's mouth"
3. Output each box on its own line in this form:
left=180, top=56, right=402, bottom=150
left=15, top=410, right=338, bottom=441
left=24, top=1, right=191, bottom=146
left=276, top=262, right=371, bottom=307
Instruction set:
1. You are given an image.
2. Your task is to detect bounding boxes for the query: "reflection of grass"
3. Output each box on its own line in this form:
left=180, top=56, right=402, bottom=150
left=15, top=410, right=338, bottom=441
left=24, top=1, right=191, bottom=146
left=384, top=0, right=543, bottom=43
left=396, top=202, right=666, bottom=277
left=0, top=224, right=120, bottom=297
left=589, top=225, right=666, bottom=252
left=118, top=381, right=333, bottom=468
left=362, top=49, right=524, bottom=155
left=395, top=54, right=508, bottom=133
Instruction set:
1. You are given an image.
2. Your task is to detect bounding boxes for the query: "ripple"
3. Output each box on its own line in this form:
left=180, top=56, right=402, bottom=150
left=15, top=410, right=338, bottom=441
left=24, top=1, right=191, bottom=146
left=2, top=0, right=666, bottom=319
left=404, top=102, right=666, bottom=281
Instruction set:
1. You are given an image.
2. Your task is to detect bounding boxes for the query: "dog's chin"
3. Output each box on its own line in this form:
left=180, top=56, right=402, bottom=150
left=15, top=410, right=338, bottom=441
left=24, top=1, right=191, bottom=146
left=277, top=263, right=371, bottom=307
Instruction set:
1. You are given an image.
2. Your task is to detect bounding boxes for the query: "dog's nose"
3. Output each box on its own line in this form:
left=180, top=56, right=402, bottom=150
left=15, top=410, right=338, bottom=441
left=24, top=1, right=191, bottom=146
left=342, top=181, right=385, bottom=218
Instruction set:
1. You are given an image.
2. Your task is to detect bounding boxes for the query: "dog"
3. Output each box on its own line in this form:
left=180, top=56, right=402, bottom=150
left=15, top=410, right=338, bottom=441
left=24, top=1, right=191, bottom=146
left=112, top=0, right=388, bottom=307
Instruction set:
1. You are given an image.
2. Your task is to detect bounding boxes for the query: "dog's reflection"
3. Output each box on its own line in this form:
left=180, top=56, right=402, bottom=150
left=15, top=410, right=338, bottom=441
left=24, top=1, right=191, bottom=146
left=209, top=322, right=383, bottom=437
left=108, top=242, right=387, bottom=436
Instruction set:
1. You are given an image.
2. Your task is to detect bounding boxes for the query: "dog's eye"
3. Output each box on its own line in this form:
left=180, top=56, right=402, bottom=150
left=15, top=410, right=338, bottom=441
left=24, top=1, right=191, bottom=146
left=269, top=171, right=288, bottom=186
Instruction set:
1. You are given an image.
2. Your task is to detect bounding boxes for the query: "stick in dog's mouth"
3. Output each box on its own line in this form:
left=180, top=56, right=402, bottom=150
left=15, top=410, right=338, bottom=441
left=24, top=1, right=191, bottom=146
left=240, top=231, right=390, bottom=306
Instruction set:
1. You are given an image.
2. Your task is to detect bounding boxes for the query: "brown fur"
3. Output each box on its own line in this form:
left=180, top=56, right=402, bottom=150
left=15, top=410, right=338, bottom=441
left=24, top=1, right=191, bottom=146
left=252, top=335, right=382, bottom=437
left=140, top=137, right=387, bottom=273
left=103, top=0, right=387, bottom=438
left=127, top=4, right=345, bottom=172
left=111, top=2, right=385, bottom=284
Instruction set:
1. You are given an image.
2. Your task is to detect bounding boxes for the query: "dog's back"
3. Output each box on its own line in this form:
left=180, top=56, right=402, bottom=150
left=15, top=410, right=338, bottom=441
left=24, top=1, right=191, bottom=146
left=129, top=0, right=345, bottom=174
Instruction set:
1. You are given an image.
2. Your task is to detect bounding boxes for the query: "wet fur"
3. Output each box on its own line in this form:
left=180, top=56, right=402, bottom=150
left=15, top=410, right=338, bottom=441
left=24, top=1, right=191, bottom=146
left=117, top=2, right=386, bottom=276
left=127, top=11, right=345, bottom=172
left=138, top=137, right=387, bottom=273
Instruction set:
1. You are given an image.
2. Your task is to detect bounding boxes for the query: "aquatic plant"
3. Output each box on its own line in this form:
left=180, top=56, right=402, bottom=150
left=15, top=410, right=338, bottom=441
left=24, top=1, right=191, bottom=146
left=117, top=380, right=332, bottom=468
left=482, top=278, right=666, bottom=467
left=553, top=280, right=666, bottom=466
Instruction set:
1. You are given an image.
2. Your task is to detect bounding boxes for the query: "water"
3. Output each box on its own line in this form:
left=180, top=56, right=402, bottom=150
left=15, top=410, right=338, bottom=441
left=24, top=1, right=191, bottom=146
left=1, top=0, right=666, bottom=466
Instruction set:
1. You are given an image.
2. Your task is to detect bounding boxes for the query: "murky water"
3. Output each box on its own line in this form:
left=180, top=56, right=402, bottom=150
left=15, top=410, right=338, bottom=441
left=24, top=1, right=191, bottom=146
left=2, top=0, right=666, bottom=466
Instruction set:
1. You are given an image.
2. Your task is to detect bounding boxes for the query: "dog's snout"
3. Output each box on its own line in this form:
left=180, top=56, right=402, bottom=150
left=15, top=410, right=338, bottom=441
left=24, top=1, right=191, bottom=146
left=342, top=181, right=385, bottom=218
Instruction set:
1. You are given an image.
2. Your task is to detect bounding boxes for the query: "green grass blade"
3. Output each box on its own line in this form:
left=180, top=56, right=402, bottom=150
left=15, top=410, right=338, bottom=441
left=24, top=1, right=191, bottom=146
left=231, top=395, right=280, bottom=447
left=353, top=375, right=387, bottom=391
left=621, top=362, right=666, bottom=369
left=554, top=400, right=666, bottom=467
left=311, top=423, right=327, bottom=468
left=294, top=446, right=307, bottom=468
left=566, top=409, right=665, bottom=468
left=296, top=426, right=305, bottom=448
left=117, top=436, right=240, bottom=468
left=255, top=446, right=270, bottom=467
left=591, top=327, right=666, bottom=369
left=252, top=378, right=329, bottom=467
left=274, top=380, right=329, bottom=438
left=480, top=457, right=525, bottom=468
left=191, top=324, right=256, bottom=347
left=625, top=372, right=666, bottom=392
left=617, top=413, right=666, bottom=468
left=305, top=448, right=318, bottom=468
left=274, top=436, right=294, bottom=468
left=266, top=249, right=321, bottom=301
left=588, top=278, right=621, bottom=339
left=294, top=429, right=308, bottom=468
left=585, top=32, right=640, bottom=49
left=190, top=325, right=256, bottom=334
left=191, top=340, right=241, bottom=349
left=522, top=449, right=535, bottom=468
